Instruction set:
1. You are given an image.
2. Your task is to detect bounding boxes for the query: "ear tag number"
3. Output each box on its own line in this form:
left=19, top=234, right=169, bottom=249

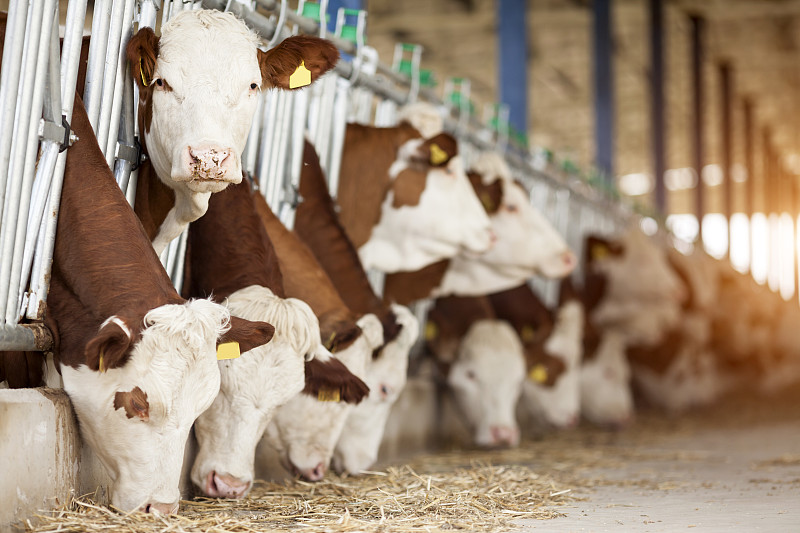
left=529, top=364, right=548, bottom=384
left=430, top=143, right=448, bottom=165
left=217, top=342, right=241, bottom=360
left=318, top=388, right=341, bottom=402
left=289, top=60, right=312, bottom=89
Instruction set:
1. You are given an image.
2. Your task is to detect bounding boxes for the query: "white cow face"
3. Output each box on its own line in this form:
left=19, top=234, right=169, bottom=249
left=127, top=10, right=338, bottom=194
left=191, top=286, right=318, bottom=499
left=263, top=314, right=382, bottom=481
left=580, top=330, right=634, bottom=428
left=359, top=135, right=493, bottom=273
left=333, top=305, right=419, bottom=474
left=60, top=299, right=231, bottom=513
left=519, top=300, right=584, bottom=429
left=448, top=320, right=525, bottom=448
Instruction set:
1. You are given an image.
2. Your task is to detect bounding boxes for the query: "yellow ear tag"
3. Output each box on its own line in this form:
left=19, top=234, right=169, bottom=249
left=289, top=60, right=312, bottom=89
left=425, top=321, right=438, bottom=341
left=317, top=388, right=341, bottom=402
left=324, top=332, right=336, bottom=351
left=429, top=143, right=448, bottom=166
left=217, top=342, right=241, bottom=360
left=529, top=364, right=548, bottom=384
left=480, top=192, right=495, bottom=212
left=520, top=325, right=536, bottom=343
left=591, top=243, right=610, bottom=261
left=98, top=352, right=105, bottom=373
left=139, top=57, right=149, bottom=87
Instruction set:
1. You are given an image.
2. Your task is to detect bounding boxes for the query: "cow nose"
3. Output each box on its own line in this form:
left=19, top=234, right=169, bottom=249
left=561, top=250, right=577, bottom=270
left=204, top=470, right=251, bottom=499
left=183, top=145, right=232, bottom=180
left=489, top=229, right=498, bottom=246
left=140, top=501, right=179, bottom=515
left=298, top=462, right=327, bottom=482
left=489, top=426, right=518, bottom=448
left=563, top=413, right=580, bottom=429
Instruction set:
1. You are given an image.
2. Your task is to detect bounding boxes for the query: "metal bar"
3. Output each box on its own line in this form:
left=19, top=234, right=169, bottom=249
left=650, top=0, right=666, bottom=214
left=690, top=15, right=705, bottom=243
left=497, top=0, right=528, bottom=136
left=719, top=63, right=733, bottom=259
left=0, top=323, right=53, bottom=351
left=593, top=0, right=614, bottom=181
left=96, top=0, right=128, bottom=154
left=114, top=65, right=136, bottom=196
left=743, top=98, right=754, bottom=217
left=104, top=0, right=137, bottom=167
left=83, top=0, right=113, bottom=132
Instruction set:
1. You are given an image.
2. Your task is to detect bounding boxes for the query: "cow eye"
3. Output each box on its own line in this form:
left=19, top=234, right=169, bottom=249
left=380, top=384, right=391, bottom=399
left=155, top=78, right=163, bottom=87
left=250, top=82, right=259, bottom=90
left=465, top=370, right=476, bottom=380
left=506, top=205, right=518, bottom=213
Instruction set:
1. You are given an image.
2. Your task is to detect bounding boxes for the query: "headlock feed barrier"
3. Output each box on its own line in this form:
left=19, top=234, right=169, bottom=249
left=0, top=0, right=631, bottom=353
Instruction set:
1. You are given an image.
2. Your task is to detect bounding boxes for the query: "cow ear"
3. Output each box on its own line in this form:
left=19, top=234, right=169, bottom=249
left=114, top=386, right=150, bottom=421
left=258, top=36, right=339, bottom=90
left=586, top=236, right=624, bottom=264
left=126, top=27, right=159, bottom=89
left=217, top=316, right=275, bottom=354
left=84, top=320, right=135, bottom=372
left=302, top=357, right=370, bottom=404
left=417, top=133, right=458, bottom=167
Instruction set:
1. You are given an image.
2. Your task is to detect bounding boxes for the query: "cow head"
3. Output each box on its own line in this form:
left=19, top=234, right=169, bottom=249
left=60, top=299, right=234, bottom=513
left=518, top=300, right=584, bottom=429
left=358, top=134, right=493, bottom=273
left=580, top=330, right=634, bottom=428
left=127, top=10, right=337, bottom=196
left=191, top=286, right=318, bottom=499
left=333, top=305, right=419, bottom=474
left=263, top=314, right=382, bottom=481
left=446, top=320, right=525, bottom=448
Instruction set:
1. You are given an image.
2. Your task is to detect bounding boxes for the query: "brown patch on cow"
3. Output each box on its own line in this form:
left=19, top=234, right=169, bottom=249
left=258, top=35, right=339, bottom=90
left=218, top=316, right=275, bottom=353
left=585, top=235, right=625, bottom=266
left=383, top=260, right=451, bottom=306
left=134, top=162, right=176, bottom=242
left=419, top=134, right=458, bottom=168
left=318, top=312, right=361, bottom=353
left=468, top=171, right=503, bottom=215
left=126, top=27, right=159, bottom=135
left=84, top=318, right=139, bottom=372
left=626, top=328, right=685, bottom=375
left=0, top=351, right=45, bottom=388
left=302, top=357, right=370, bottom=404
left=426, top=296, right=496, bottom=369
left=114, top=387, right=150, bottom=421
left=666, top=253, right=695, bottom=310
left=338, top=122, right=422, bottom=248
left=525, top=351, right=567, bottom=387
left=294, top=141, right=401, bottom=347
left=391, top=168, right=428, bottom=208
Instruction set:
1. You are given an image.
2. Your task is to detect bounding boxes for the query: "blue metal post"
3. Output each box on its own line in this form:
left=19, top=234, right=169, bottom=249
left=593, top=0, right=614, bottom=182
left=650, top=0, right=666, bottom=213
left=497, top=0, right=529, bottom=137
left=326, top=0, right=361, bottom=31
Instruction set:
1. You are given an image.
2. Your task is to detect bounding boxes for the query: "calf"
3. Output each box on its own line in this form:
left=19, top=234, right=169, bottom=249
left=426, top=296, right=525, bottom=448
left=126, top=9, right=338, bottom=253
left=42, top=94, right=273, bottom=513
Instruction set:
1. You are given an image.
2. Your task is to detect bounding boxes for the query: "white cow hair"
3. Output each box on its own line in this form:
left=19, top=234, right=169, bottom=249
left=580, top=329, right=634, bottom=428
left=448, top=319, right=525, bottom=447
left=191, top=285, right=318, bottom=495
left=333, top=305, right=419, bottom=474
left=261, top=314, right=380, bottom=478
left=61, top=298, right=230, bottom=512
left=471, top=151, right=512, bottom=185
left=396, top=102, right=445, bottom=138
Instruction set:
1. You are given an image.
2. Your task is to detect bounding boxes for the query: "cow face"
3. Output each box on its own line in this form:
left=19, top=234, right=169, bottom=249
left=191, top=287, right=317, bottom=499
left=447, top=320, right=525, bottom=448
left=359, top=135, right=493, bottom=273
left=518, top=300, right=583, bottom=429
left=127, top=10, right=337, bottom=195
left=580, top=330, right=634, bottom=428
left=263, top=314, right=381, bottom=481
left=60, top=299, right=231, bottom=513
left=333, top=305, right=418, bottom=474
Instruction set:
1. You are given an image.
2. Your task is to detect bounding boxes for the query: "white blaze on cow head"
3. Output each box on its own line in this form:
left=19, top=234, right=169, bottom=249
left=436, top=153, right=576, bottom=297
left=60, top=299, right=231, bottom=513
left=518, top=300, right=584, bottom=429
left=191, top=286, right=319, bottom=499
left=447, top=320, right=525, bottom=448
left=126, top=10, right=338, bottom=253
left=333, top=305, right=419, bottom=475
left=358, top=134, right=493, bottom=273
left=580, top=330, right=634, bottom=428
left=263, top=314, right=382, bottom=481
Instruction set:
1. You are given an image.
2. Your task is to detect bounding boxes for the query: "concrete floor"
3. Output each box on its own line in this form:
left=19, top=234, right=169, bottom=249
left=514, top=388, right=800, bottom=532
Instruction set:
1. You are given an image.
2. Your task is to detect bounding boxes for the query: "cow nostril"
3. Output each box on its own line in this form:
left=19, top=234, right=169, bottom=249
left=144, top=504, right=152, bottom=513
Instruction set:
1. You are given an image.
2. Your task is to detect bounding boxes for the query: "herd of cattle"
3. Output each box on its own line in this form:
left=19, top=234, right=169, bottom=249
left=2, top=8, right=799, bottom=516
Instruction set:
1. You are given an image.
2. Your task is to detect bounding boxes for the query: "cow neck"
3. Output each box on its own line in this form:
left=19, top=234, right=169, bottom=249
left=294, top=140, right=400, bottom=346
left=50, top=94, right=182, bottom=369
left=382, top=260, right=451, bottom=306
left=134, top=160, right=176, bottom=242
left=626, top=327, right=685, bottom=375
left=426, top=295, right=496, bottom=377
left=337, top=121, right=422, bottom=249
left=251, top=191, right=361, bottom=353
left=666, top=253, right=695, bottom=311
left=183, top=180, right=284, bottom=301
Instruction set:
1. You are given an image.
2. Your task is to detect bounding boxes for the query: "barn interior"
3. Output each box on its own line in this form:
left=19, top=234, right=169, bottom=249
left=1, top=0, right=800, bottom=532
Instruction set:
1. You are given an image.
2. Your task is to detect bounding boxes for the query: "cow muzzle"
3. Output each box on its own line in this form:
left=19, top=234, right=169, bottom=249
left=203, top=470, right=252, bottom=499
left=178, top=144, right=239, bottom=185
left=139, top=501, right=179, bottom=515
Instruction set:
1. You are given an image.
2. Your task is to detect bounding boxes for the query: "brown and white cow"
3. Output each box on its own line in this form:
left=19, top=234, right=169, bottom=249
left=126, top=9, right=338, bottom=254
left=426, top=296, right=525, bottom=448
left=337, top=122, right=493, bottom=273
left=43, top=94, right=274, bottom=513
left=294, top=141, right=418, bottom=474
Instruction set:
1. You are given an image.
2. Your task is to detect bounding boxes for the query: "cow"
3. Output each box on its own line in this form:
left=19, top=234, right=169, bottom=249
left=426, top=296, right=525, bottom=448
left=488, top=283, right=583, bottom=429
left=125, top=9, right=338, bottom=254
left=35, top=94, right=274, bottom=513
left=252, top=188, right=381, bottom=481
left=336, top=122, right=493, bottom=273
left=293, top=141, right=418, bottom=474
